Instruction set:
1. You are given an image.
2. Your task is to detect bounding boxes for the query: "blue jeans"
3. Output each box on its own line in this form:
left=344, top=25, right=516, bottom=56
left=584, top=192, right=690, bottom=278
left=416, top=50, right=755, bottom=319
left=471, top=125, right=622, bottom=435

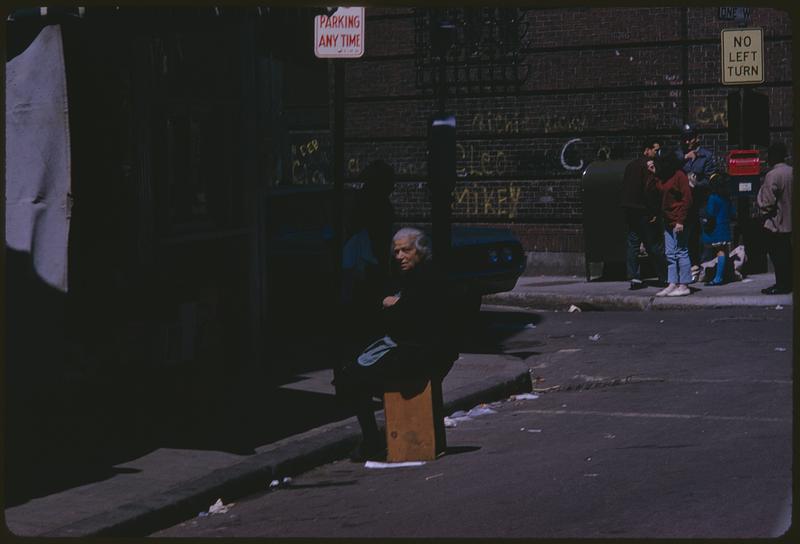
left=664, top=226, right=692, bottom=285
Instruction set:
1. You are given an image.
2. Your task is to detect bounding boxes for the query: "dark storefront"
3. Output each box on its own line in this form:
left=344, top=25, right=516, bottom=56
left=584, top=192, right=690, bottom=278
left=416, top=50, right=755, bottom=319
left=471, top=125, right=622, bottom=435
left=5, top=7, right=332, bottom=503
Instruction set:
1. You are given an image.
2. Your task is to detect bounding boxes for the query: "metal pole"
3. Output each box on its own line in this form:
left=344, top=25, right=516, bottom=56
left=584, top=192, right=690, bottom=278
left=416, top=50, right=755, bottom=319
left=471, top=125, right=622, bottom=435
left=334, top=60, right=344, bottom=306
left=739, top=87, right=745, bottom=147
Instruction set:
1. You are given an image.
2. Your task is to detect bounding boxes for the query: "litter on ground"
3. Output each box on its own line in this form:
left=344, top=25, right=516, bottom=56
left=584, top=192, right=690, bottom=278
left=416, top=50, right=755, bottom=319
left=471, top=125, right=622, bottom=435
left=533, top=385, right=560, bottom=393
left=268, top=476, right=293, bottom=489
left=448, top=404, right=498, bottom=424
left=365, top=461, right=426, bottom=469
left=774, top=347, right=787, bottom=352
left=568, top=305, right=582, bottom=313
left=589, top=334, right=601, bottom=341
left=511, top=393, right=540, bottom=401
left=207, top=498, right=235, bottom=515
left=775, top=305, right=784, bottom=310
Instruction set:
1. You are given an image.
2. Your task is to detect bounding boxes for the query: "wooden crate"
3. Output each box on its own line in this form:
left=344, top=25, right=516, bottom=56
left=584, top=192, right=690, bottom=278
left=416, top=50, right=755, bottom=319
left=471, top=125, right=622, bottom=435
left=383, top=377, right=446, bottom=462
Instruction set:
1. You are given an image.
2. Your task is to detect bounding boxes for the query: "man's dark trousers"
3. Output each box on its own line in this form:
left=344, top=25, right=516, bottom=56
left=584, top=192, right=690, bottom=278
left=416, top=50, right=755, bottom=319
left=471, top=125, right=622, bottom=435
left=765, top=230, right=793, bottom=291
left=625, top=208, right=667, bottom=282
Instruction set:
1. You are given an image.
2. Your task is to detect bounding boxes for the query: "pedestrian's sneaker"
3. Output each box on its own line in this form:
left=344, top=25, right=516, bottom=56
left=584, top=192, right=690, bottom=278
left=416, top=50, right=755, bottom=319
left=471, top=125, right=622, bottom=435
left=655, top=283, right=677, bottom=297
left=667, top=284, right=691, bottom=297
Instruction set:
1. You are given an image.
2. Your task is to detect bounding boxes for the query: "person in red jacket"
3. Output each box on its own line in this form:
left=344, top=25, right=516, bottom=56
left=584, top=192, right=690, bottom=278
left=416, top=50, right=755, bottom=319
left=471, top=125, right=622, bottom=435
left=649, top=149, right=693, bottom=297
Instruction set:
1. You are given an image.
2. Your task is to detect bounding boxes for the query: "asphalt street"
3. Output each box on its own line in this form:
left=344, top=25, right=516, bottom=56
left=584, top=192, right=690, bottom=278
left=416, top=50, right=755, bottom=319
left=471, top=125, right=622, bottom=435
left=152, top=306, right=793, bottom=539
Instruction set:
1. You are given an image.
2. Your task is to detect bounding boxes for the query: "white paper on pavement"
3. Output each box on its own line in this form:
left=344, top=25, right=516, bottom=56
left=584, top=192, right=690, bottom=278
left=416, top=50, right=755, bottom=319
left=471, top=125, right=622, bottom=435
left=365, top=461, right=427, bottom=469
left=208, top=498, right=235, bottom=514
left=512, top=393, right=540, bottom=401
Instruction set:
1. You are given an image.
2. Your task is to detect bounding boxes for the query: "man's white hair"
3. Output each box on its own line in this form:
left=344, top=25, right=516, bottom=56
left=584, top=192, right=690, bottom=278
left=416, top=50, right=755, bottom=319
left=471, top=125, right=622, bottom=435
left=392, top=227, right=432, bottom=261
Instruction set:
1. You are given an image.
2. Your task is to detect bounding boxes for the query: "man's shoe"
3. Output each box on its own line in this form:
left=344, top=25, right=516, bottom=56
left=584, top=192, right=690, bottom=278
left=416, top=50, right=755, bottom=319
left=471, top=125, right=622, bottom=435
left=761, top=286, right=792, bottom=295
left=349, top=435, right=387, bottom=463
left=655, top=283, right=677, bottom=297
left=667, top=284, right=691, bottom=297
left=629, top=279, right=647, bottom=291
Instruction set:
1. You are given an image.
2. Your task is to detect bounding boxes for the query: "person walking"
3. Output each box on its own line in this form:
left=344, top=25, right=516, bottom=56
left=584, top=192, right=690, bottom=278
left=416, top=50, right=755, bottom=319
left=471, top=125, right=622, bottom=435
left=756, top=142, right=793, bottom=294
left=651, top=149, right=693, bottom=297
left=676, top=124, right=717, bottom=280
left=621, top=138, right=667, bottom=290
left=700, top=174, right=733, bottom=286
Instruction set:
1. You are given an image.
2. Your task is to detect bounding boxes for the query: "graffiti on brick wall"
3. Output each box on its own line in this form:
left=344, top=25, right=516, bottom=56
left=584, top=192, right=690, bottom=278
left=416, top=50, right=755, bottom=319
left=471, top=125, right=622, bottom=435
left=347, top=157, right=419, bottom=177
left=470, top=111, right=524, bottom=134
left=394, top=161, right=419, bottom=176
left=347, top=157, right=360, bottom=176
left=456, top=143, right=509, bottom=177
left=452, top=183, right=522, bottom=218
left=543, top=115, right=588, bottom=133
left=346, top=137, right=618, bottom=182
left=558, top=138, right=612, bottom=171
left=469, top=111, right=588, bottom=135
left=522, top=138, right=616, bottom=175
left=290, top=132, right=331, bottom=185
left=694, top=105, right=728, bottom=127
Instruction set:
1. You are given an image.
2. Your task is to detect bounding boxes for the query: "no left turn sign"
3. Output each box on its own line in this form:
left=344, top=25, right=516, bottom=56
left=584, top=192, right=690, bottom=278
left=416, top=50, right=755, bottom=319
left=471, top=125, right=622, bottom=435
left=721, top=27, right=764, bottom=85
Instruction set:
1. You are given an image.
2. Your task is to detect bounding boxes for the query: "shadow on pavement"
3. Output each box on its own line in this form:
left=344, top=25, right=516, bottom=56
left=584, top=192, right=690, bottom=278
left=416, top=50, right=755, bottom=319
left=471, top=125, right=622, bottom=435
left=444, top=445, right=481, bottom=456
left=5, top=305, right=540, bottom=507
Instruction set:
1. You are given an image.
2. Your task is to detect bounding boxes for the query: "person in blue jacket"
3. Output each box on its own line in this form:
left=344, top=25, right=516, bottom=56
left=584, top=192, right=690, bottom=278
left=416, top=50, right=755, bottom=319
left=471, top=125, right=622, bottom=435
left=676, top=124, right=718, bottom=277
left=700, top=173, right=733, bottom=286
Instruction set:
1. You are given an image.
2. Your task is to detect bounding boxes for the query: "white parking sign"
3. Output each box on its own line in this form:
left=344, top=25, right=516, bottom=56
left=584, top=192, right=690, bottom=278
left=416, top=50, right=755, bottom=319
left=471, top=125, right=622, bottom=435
left=314, top=7, right=365, bottom=58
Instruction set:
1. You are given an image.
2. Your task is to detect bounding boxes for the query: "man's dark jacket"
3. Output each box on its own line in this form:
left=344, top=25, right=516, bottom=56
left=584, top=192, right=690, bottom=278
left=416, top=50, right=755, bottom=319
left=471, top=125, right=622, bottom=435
left=621, top=156, right=660, bottom=216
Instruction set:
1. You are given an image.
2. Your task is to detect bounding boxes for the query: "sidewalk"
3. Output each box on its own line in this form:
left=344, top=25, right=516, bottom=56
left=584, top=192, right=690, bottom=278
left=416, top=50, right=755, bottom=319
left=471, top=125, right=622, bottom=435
left=484, top=272, right=792, bottom=311
left=4, top=354, right=532, bottom=538
left=4, top=272, right=792, bottom=537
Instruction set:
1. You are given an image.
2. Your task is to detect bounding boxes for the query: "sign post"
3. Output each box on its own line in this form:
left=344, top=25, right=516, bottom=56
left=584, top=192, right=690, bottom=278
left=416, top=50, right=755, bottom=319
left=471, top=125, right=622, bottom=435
left=721, top=28, right=764, bottom=149
left=315, top=7, right=364, bottom=334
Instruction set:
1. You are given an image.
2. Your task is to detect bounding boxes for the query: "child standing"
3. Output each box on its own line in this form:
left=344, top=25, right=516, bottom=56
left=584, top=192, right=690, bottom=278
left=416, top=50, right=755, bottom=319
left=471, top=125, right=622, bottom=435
left=700, top=174, right=733, bottom=286
left=650, top=149, right=694, bottom=297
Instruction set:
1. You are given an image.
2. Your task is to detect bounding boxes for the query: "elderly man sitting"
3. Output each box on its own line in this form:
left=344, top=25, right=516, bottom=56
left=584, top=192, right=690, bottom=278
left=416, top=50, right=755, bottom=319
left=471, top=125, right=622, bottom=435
left=336, top=227, right=458, bottom=461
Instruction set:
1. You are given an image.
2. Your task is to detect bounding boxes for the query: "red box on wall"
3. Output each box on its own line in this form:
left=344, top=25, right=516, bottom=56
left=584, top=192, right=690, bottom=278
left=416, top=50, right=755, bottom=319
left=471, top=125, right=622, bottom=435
left=727, top=150, right=762, bottom=176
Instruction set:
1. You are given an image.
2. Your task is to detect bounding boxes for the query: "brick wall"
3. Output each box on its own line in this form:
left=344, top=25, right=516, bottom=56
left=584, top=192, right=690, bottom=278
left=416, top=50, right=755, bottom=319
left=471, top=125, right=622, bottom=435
left=339, top=7, right=793, bottom=256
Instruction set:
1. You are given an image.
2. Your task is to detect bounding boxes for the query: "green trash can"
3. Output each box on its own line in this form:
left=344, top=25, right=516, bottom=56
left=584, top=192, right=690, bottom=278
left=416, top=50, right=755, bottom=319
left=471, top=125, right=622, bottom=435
left=581, top=159, right=630, bottom=281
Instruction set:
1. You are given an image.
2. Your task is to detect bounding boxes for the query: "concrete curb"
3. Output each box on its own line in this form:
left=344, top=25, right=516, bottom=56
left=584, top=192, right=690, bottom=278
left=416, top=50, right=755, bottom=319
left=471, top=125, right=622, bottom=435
left=483, top=292, right=650, bottom=311
left=41, top=369, right=532, bottom=537
left=483, top=291, right=792, bottom=311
